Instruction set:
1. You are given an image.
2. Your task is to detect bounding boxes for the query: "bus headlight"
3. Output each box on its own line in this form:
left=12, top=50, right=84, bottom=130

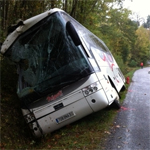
left=82, top=81, right=101, bottom=97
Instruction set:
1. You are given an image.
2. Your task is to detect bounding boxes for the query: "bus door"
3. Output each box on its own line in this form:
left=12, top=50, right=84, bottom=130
left=91, top=47, right=118, bottom=104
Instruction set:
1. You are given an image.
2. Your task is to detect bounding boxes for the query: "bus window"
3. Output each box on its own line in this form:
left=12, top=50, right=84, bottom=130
left=61, top=12, right=108, bottom=52
left=9, top=12, right=94, bottom=103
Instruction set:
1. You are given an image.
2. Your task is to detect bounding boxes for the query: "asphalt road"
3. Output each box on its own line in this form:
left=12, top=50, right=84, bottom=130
left=104, top=67, right=150, bottom=150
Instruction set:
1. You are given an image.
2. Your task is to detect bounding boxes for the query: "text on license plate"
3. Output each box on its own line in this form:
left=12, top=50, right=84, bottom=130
left=56, top=111, right=75, bottom=124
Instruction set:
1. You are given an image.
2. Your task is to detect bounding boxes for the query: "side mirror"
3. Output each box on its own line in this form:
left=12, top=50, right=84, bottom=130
left=66, top=21, right=81, bottom=46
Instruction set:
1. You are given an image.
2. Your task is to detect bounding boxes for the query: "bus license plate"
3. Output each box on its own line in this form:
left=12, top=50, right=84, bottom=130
left=56, top=111, right=75, bottom=124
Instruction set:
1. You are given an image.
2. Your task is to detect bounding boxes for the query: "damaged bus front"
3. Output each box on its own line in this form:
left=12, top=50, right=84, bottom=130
left=1, top=8, right=125, bottom=137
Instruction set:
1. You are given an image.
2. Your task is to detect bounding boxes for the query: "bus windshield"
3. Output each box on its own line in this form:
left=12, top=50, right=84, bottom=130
left=9, top=12, right=93, bottom=99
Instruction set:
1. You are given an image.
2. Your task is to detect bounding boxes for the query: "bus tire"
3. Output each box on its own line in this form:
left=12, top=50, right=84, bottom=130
left=111, top=99, right=121, bottom=109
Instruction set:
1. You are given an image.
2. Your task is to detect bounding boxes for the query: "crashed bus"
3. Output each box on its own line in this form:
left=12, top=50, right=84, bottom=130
left=0, top=8, right=125, bottom=137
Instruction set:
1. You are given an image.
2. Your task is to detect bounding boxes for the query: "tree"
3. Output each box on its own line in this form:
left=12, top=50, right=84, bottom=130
left=98, top=7, right=137, bottom=64
left=133, top=26, right=150, bottom=65
left=0, top=0, right=47, bottom=42
left=143, top=15, right=150, bottom=28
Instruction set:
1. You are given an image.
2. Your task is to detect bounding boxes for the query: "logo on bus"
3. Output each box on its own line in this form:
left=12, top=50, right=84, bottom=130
left=46, top=90, right=63, bottom=102
left=100, top=52, right=115, bottom=70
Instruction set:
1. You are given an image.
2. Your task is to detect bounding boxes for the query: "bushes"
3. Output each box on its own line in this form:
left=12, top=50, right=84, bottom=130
left=128, top=59, right=137, bottom=67
left=113, top=54, right=126, bottom=74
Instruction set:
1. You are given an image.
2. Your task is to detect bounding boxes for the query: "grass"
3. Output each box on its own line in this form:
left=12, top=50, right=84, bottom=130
left=0, top=67, right=138, bottom=150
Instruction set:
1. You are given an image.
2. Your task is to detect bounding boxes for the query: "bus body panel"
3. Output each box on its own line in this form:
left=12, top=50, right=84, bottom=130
left=95, top=72, right=120, bottom=105
left=85, top=89, right=109, bottom=112
left=33, top=90, right=85, bottom=119
left=29, top=98, right=94, bottom=137
left=91, top=47, right=124, bottom=93
left=0, top=8, right=63, bottom=54
left=27, top=86, right=112, bottom=137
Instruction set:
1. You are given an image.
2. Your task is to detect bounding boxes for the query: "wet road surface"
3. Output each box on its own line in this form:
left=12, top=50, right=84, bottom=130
left=104, top=67, right=150, bottom=150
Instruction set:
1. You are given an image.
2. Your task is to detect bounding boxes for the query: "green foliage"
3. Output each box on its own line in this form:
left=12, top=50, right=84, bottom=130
left=113, top=54, right=126, bottom=74
left=128, top=59, right=137, bottom=67
left=133, top=26, right=150, bottom=65
left=97, top=7, right=138, bottom=65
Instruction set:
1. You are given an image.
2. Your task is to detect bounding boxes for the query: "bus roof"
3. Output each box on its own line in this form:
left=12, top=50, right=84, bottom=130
left=0, top=8, right=63, bottom=54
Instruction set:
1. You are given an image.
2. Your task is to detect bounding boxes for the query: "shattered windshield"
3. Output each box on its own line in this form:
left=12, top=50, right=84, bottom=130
left=9, top=12, right=93, bottom=98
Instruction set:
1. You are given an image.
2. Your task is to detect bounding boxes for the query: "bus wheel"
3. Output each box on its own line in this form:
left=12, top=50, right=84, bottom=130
left=111, top=99, right=121, bottom=109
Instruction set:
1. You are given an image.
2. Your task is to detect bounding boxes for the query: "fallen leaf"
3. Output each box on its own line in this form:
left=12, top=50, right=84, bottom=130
left=116, top=125, right=120, bottom=128
left=48, top=145, right=51, bottom=148
left=121, top=106, right=129, bottom=110
left=104, top=131, right=111, bottom=134
left=118, top=145, right=121, bottom=148
left=73, top=141, right=77, bottom=144
left=126, top=129, right=130, bottom=132
left=55, top=134, right=61, bottom=139
left=122, top=141, right=128, bottom=144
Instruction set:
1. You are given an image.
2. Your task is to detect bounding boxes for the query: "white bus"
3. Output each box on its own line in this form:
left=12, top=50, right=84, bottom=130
left=1, top=8, right=125, bottom=137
